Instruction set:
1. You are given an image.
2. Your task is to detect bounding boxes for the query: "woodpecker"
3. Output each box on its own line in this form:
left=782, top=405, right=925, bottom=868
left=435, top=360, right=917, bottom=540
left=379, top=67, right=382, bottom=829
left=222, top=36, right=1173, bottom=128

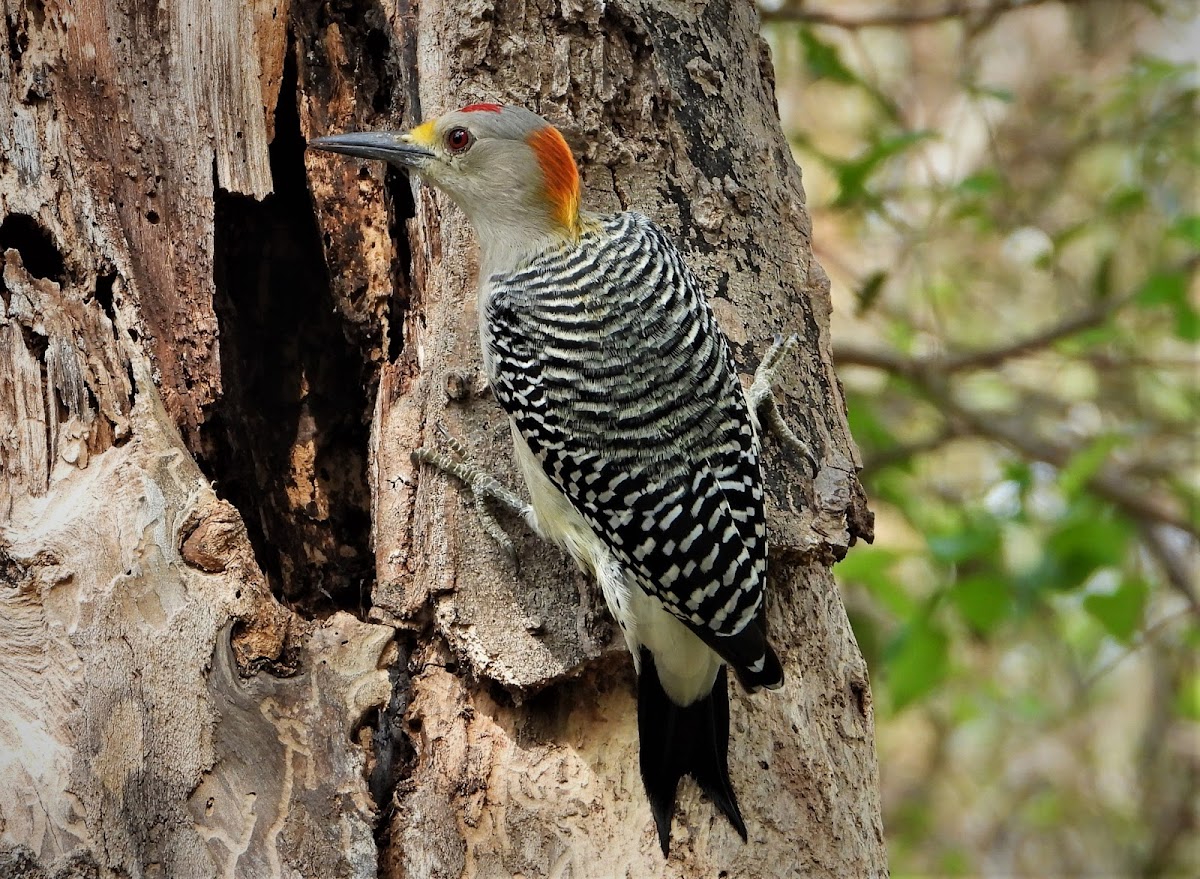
left=310, top=104, right=788, bottom=855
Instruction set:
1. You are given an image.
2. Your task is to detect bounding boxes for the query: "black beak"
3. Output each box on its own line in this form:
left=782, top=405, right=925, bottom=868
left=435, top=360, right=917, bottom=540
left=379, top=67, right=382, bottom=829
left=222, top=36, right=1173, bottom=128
left=307, top=132, right=434, bottom=168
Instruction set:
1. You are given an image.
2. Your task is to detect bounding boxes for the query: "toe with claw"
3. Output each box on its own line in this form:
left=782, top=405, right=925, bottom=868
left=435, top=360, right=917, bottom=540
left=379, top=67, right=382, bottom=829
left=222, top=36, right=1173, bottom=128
left=411, top=427, right=536, bottom=561
left=748, top=333, right=819, bottom=477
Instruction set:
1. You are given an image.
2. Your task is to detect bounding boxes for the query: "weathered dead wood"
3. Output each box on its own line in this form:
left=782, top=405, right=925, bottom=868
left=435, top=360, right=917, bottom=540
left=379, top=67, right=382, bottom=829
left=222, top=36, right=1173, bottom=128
left=0, top=381, right=390, bottom=877
left=1, top=0, right=392, bottom=876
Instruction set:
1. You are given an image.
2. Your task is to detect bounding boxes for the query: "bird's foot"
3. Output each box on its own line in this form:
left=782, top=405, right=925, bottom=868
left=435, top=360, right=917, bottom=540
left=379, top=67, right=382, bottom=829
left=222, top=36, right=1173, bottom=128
left=746, top=333, right=799, bottom=411
left=748, top=334, right=819, bottom=477
left=411, top=426, right=535, bottom=561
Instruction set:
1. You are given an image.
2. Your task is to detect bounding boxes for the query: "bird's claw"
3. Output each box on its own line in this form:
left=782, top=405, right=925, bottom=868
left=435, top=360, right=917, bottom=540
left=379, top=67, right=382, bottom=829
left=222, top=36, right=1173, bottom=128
left=411, top=428, right=534, bottom=562
left=748, top=334, right=819, bottom=477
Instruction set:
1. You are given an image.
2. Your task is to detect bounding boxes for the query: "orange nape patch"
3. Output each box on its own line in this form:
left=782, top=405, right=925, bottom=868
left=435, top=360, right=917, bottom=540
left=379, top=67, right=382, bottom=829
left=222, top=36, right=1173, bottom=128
left=460, top=102, right=503, bottom=113
left=527, top=126, right=581, bottom=235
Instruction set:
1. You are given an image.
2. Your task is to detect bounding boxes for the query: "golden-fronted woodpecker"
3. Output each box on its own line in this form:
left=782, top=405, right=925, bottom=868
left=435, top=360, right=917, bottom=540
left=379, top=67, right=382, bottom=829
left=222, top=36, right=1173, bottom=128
left=310, top=104, right=797, bottom=856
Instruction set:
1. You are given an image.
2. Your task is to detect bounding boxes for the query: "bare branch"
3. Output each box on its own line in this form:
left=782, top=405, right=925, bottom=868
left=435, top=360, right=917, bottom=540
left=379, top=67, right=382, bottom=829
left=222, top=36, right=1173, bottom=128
left=939, top=293, right=1137, bottom=371
left=935, top=393, right=1197, bottom=538
left=834, top=253, right=1200, bottom=541
left=834, top=344, right=915, bottom=376
left=838, top=255, right=1198, bottom=375
left=761, top=0, right=1085, bottom=29
left=836, top=295, right=1130, bottom=377
left=1139, top=523, right=1200, bottom=616
left=862, top=426, right=961, bottom=472
left=834, top=348, right=1198, bottom=538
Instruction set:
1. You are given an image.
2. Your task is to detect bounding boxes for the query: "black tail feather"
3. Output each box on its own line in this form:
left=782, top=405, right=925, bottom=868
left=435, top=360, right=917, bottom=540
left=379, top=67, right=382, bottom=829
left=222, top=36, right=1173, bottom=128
left=637, top=650, right=747, bottom=856
left=686, top=612, right=784, bottom=693
left=731, top=640, right=784, bottom=692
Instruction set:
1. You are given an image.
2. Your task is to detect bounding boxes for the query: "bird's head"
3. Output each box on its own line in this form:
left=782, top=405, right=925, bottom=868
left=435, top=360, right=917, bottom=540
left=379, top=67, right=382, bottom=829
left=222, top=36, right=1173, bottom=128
left=309, top=104, right=582, bottom=255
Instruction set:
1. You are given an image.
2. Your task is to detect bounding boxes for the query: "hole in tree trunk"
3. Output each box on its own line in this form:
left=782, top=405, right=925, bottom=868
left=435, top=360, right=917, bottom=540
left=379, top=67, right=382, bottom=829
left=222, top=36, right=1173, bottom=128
left=0, top=212, right=66, bottom=283
left=383, top=166, right=415, bottom=364
left=361, top=646, right=416, bottom=812
left=202, top=45, right=374, bottom=617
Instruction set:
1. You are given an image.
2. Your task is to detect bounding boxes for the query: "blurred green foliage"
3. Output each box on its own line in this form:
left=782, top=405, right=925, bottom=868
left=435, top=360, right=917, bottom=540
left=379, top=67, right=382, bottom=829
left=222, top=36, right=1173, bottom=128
left=765, top=1, right=1198, bottom=875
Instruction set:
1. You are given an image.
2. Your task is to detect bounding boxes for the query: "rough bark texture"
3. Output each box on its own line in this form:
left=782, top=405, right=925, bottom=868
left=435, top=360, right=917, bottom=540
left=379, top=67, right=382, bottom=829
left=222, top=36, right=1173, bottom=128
left=1, top=0, right=885, bottom=877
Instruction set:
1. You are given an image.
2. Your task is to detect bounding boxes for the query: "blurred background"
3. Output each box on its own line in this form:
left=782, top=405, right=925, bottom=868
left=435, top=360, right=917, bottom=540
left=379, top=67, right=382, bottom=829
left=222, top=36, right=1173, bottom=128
left=758, top=2, right=1198, bottom=876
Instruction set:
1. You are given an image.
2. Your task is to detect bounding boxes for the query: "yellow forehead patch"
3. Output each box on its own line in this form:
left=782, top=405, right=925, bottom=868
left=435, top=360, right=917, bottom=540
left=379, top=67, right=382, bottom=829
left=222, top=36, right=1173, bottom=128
left=406, top=119, right=438, bottom=148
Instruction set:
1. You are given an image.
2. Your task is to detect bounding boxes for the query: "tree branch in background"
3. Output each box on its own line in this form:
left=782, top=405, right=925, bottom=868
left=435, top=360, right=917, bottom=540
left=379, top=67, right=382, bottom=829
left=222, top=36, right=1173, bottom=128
left=940, top=255, right=1198, bottom=372
left=939, top=293, right=1138, bottom=372
left=834, top=256, right=1200, bottom=547
left=852, top=350, right=1195, bottom=533
left=761, top=0, right=1083, bottom=29
left=1139, top=524, right=1200, bottom=615
left=931, top=389, right=1198, bottom=539
left=862, top=425, right=962, bottom=473
left=837, top=259, right=1191, bottom=377
left=835, top=341, right=1200, bottom=606
left=835, top=344, right=912, bottom=375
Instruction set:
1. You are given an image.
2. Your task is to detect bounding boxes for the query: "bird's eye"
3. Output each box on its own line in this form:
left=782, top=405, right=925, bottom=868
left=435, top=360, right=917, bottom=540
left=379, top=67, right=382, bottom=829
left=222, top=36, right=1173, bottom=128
left=446, top=127, right=473, bottom=154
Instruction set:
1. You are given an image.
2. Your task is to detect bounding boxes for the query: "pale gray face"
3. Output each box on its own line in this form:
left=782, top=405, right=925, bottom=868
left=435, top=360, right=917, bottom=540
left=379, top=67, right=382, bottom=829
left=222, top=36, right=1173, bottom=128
left=398, top=106, right=552, bottom=208
left=307, top=104, right=548, bottom=185
left=308, top=104, right=578, bottom=248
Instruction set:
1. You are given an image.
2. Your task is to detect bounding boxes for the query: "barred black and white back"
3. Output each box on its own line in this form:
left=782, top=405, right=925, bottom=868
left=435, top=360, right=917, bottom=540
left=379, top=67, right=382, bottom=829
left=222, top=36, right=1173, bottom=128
left=482, top=212, right=782, bottom=691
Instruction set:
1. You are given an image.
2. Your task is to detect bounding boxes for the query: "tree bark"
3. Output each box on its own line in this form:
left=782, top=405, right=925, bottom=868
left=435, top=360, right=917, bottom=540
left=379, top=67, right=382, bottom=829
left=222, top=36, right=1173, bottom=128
left=0, top=0, right=884, bottom=877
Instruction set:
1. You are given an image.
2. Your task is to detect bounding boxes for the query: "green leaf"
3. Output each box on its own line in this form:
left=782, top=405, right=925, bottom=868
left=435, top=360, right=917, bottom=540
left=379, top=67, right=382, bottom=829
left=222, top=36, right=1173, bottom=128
left=1048, top=519, right=1130, bottom=586
left=1133, top=270, right=1198, bottom=340
left=832, top=130, right=937, bottom=207
left=1135, top=270, right=1187, bottom=307
left=846, top=609, right=882, bottom=669
left=798, top=28, right=860, bottom=86
left=1083, top=578, right=1148, bottom=642
left=837, top=548, right=913, bottom=616
left=1065, top=323, right=1120, bottom=349
left=1059, top=434, right=1125, bottom=499
left=1026, top=501, right=1133, bottom=592
left=936, top=849, right=972, bottom=877
left=1105, top=186, right=1145, bottom=215
left=1052, top=220, right=1090, bottom=250
left=950, top=575, right=1010, bottom=634
left=927, top=518, right=1000, bottom=564
left=968, top=83, right=1015, bottom=103
left=1169, top=214, right=1200, bottom=247
left=1003, top=459, right=1034, bottom=489
left=955, top=170, right=1003, bottom=195
left=886, top=615, right=949, bottom=710
left=845, top=392, right=896, bottom=455
left=836, top=546, right=901, bottom=582
left=1176, top=670, right=1200, bottom=720
left=1131, top=54, right=1197, bottom=85
left=855, top=270, right=888, bottom=315
left=1175, top=303, right=1200, bottom=341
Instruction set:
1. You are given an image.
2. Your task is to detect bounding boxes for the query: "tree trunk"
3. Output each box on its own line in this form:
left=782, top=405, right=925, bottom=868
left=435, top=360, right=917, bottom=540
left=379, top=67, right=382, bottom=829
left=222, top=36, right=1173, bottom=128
left=0, top=0, right=884, bottom=877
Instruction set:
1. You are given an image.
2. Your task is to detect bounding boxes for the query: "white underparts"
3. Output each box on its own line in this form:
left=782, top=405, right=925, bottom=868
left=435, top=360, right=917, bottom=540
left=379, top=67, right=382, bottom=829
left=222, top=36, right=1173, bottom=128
left=509, top=429, right=721, bottom=706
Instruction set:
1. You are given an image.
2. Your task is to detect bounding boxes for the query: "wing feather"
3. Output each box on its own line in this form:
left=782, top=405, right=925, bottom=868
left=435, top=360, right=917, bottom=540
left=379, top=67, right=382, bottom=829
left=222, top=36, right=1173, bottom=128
left=484, top=214, right=779, bottom=683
